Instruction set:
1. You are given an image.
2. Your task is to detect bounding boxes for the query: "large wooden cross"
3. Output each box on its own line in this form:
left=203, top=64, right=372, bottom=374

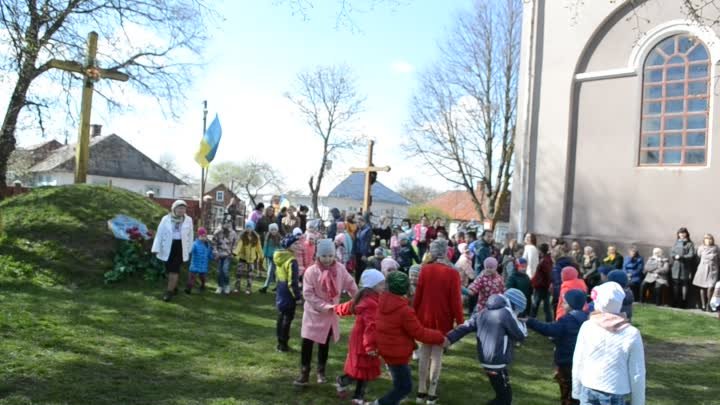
left=350, top=140, right=390, bottom=215
left=47, top=31, right=129, bottom=183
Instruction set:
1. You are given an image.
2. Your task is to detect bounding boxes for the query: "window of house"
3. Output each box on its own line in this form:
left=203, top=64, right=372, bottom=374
left=145, top=185, right=160, bottom=195
left=640, top=34, right=710, bottom=166
left=216, top=191, right=224, bottom=202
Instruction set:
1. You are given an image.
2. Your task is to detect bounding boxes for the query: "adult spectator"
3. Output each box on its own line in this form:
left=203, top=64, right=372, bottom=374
left=602, top=245, right=624, bottom=270
left=523, top=233, right=539, bottom=279
left=693, top=234, right=719, bottom=312
left=413, top=239, right=464, bottom=405
left=551, top=247, right=577, bottom=318
left=670, top=227, right=696, bottom=308
left=354, top=215, right=374, bottom=284
left=473, top=230, right=496, bottom=276
left=326, top=208, right=343, bottom=241
left=249, top=202, right=264, bottom=226
left=226, top=198, right=241, bottom=231
left=413, top=216, right=432, bottom=260
left=641, top=248, right=670, bottom=306
left=256, top=206, right=275, bottom=244
left=623, top=246, right=644, bottom=302
left=152, top=200, right=194, bottom=302
left=297, top=205, right=309, bottom=233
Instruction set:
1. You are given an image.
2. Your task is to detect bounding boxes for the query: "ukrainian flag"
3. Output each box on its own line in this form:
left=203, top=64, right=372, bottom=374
left=194, top=114, right=222, bottom=168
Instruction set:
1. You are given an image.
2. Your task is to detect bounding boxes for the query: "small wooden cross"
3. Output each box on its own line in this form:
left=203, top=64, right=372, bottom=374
left=350, top=140, right=391, bottom=214
left=47, top=31, right=129, bottom=183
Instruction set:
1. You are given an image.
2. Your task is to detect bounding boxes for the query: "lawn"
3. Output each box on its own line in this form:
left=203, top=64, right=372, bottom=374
left=1, top=278, right=719, bottom=405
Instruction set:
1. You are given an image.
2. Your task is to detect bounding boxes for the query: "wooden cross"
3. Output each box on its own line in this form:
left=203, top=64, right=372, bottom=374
left=47, top=31, right=129, bottom=183
left=350, top=140, right=390, bottom=214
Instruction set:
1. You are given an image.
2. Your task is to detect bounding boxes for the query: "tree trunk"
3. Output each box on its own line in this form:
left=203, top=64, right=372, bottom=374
left=0, top=75, right=34, bottom=198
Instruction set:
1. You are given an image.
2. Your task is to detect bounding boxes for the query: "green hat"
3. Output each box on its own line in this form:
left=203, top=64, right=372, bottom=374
left=387, top=271, right=409, bottom=296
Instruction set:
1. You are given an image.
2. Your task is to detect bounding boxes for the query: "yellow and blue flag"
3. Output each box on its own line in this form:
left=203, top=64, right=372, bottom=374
left=194, top=114, right=222, bottom=168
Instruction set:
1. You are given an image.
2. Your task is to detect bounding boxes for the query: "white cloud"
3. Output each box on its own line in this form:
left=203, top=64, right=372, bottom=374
left=390, top=61, right=415, bottom=74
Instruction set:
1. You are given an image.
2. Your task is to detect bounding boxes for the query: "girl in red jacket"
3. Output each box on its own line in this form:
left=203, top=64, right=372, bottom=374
left=335, top=269, right=386, bottom=404
left=370, top=272, right=447, bottom=405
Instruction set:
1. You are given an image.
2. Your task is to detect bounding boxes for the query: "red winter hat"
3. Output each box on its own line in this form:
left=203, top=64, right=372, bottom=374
left=561, top=266, right=579, bottom=281
left=197, top=227, right=207, bottom=237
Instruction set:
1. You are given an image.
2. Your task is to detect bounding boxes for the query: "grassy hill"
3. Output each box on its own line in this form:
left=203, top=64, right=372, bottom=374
left=0, top=185, right=166, bottom=284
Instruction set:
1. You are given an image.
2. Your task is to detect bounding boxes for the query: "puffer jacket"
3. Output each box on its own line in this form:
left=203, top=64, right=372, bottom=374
left=552, top=257, right=577, bottom=299
left=375, top=292, right=445, bottom=365
left=447, top=294, right=527, bottom=368
left=274, top=249, right=301, bottom=312
left=189, top=240, right=213, bottom=273
left=527, top=310, right=588, bottom=366
left=623, top=255, right=645, bottom=286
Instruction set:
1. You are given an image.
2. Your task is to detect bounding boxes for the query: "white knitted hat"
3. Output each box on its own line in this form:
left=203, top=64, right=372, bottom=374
left=361, top=269, right=385, bottom=289
left=593, top=282, right=626, bottom=315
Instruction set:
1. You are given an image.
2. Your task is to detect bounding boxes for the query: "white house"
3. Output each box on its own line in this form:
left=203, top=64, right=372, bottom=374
left=17, top=131, right=185, bottom=198
left=269, top=173, right=412, bottom=224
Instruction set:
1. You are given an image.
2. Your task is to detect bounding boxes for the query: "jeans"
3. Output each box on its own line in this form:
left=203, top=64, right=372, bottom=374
left=486, top=368, right=512, bottom=405
left=417, top=344, right=444, bottom=396
left=379, top=364, right=412, bottom=405
left=276, top=305, right=296, bottom=348
left=531, top=288, right=552, bottom=322
left=216, top=257, right=231, bottom=288
left=580, top=386, right=626, bottom=405
left=263, top=258, right=276, bottom=289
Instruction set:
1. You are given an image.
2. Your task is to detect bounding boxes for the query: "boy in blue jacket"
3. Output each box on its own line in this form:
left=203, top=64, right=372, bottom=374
left=274, top=235, right=302, bottom=353
left=526, top=289, right=588, bottom=405
left=185, top=227, right=213, bottom=294
left=446, top=289, right=528, bottom=405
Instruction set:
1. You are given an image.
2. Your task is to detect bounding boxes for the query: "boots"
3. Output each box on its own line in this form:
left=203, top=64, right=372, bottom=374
left=294, top=366, right=310, bottom=386
left=317, top=364, right=327, bottom=384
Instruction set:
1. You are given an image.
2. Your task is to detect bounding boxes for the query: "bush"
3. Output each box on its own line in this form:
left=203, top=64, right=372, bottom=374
left=407, top=204, right=450, bottom=224
left=104, top=227, right=164, bottom=283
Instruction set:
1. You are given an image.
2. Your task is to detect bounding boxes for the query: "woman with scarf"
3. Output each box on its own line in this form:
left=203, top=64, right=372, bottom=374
left=152, top=200, right=194, bottom=302
left=295, top=239, right=358, bottom=387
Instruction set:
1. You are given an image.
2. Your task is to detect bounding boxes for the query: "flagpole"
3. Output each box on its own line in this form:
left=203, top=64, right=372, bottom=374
left=200, top=100, right=208, bottom=226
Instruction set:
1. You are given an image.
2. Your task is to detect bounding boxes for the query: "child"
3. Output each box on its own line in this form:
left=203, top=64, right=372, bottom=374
left=185, top=227, right=213, bottom=294
left=555, top=267, right=588, bottom=320
left=398, top=238, right=420, bottom=272
left=335, top=269, right=386, bottom=405
left=526, top=289, right=588, bottom=405
left=390, top=228, right=402, bottom=260
left=369, top=271, right=446, bottom=405
left=234, top=221, right=264, bottom=295
left=446, top=289, right=528, bottom=405
left=506, top=258, right=532, bottom=317
left=213, top=219, right=238, bottom=295
left=335, top=233, right=350, bottom=268
left=455, top=243, right=475, bottom=288
left=408, top=264, right=421, bottom=302
left=380, top=257, right=400, bottom=277
left=368, top=247, right=386, bottom=271
left=295, top=239, right=358, bottom=386
left=466, top=257, right=506, bottom=314
left=291, top=227, right=310, bottom=278
left=572, top=282, right=645, bottom=405
left=275, top=235, right=302, bottom=352
left=259, top=223, right=282, bottom=294
left=608, top=270, right=635, bottom=320
left=531, top=243, right=553, bottom=322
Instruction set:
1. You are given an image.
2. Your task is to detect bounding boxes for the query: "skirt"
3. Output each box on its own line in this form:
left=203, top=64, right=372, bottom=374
left=165, top=240, right=184, bottom=273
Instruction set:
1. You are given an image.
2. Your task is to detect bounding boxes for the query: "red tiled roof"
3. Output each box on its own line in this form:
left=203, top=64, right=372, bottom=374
left=426, top=189, right=511, bottom=223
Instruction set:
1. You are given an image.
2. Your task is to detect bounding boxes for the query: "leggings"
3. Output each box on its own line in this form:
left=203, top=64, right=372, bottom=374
left=300, top=332, right=332, bottom=370
left=417, top=343, right=444, bottom=396
left=235, top=261, right=256, bottom=291
left=186, top=272, right=206, bottom=289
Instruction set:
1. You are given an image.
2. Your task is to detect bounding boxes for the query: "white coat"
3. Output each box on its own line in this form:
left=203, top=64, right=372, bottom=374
left=151, top=215, right=194, bottom=262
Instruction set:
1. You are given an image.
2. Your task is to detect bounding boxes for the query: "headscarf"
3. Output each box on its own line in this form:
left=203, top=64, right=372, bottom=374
left=170, top=200, right=187, bottom=225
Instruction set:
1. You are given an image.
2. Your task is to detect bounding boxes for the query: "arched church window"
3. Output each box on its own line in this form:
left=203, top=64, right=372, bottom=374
left=640, top=34, right=710, bottom=166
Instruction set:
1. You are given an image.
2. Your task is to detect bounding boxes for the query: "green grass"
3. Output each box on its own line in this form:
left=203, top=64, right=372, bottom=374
left=0, top=278, right=718, bottom=405
left=0, top=185, right=166, bottom=284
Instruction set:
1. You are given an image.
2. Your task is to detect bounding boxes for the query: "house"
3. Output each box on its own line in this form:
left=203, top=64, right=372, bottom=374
left=267, top=173, right=412, bottom=225
left=512, top=0, right=720, bottom=250
left=7, top=140, right=64, bottom=185
left=203, top=184, right=245, bottom=231
left=426, top=189, right=511, bottom=242
left=18, top=129, right=185, bottom=198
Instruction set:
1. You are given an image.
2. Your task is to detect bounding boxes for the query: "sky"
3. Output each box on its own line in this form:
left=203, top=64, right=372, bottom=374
left=8, top=0, right=474, bottom=195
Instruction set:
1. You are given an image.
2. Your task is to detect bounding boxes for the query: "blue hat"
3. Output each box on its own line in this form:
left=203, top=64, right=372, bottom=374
left=504, top=288, right=527, bottom=313
left=245, top=220, right=256, bottom=231
left=598, top=265, right=613, bottom=277
left=281, top=235, right=298, bottom=249
left=608, top=270, right=628, bottom=288
left=564, top=289, right=586, bottom=311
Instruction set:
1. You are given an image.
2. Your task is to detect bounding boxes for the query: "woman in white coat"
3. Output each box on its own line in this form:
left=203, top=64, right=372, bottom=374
left=152, top=200, right=194, bottom=301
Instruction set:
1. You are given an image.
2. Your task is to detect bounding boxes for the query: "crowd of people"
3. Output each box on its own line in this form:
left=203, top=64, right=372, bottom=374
left=150, top=200, right=720, bottom=405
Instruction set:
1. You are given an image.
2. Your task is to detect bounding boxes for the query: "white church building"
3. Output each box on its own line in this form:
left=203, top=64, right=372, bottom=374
left=512, top=0, right=720, bottom=248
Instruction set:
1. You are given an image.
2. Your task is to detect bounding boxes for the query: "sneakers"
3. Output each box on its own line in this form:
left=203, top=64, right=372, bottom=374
left=224, top=286, right=232, bottom=295
left=259, top=287, right=268, bottom=294
left=416, top=393, right=428, bottom=404
left=335, top=376, right=350, bottom=393
left=426, top=395, right=439, bottom=404
left=162, top=291, right=172, bottom=302
left=317, top=372, right=327, bottom=384
left=276, top=344, right=289, bottom=353
left=215, top=287, right=223, bottom=294
left=245, top=289, right=252, bottom=295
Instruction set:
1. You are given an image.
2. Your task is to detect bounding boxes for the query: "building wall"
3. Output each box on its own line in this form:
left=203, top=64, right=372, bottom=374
left=35, top=171, right=177, bottom=198
left=513, top=0, right=719, bottom=246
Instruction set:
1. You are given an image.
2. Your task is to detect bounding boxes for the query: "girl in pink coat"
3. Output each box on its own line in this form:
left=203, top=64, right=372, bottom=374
left=295, top=239, right=358, bottom=387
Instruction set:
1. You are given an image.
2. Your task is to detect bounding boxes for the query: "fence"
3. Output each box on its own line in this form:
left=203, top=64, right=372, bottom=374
left=0, top=184, right=30, bottom=198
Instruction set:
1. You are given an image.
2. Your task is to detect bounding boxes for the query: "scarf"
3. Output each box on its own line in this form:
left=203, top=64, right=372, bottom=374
left=317, top=261, right=339, bottom=300
left=171, top=211, right=185, bottom=226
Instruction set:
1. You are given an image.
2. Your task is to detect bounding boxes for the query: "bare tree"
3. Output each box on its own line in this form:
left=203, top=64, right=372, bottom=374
left=209, top=161, right=284, bottom=208
left=404, top=0, right=520, bottom=230
left=0, top=0, right=211, bottom=195
left=286, top=65, right=364, bottom=217
left=568, top=0, right=720, bottom=28
left=396, top=177, right=440, bottom=204
left=276, top=0, right=405, bottom=28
